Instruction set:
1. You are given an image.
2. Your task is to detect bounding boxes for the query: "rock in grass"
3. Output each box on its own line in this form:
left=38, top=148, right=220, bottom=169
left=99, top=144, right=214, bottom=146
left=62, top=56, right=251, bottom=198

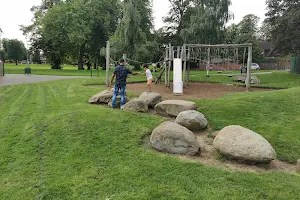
left=251, top=76, right=261, bottom=84
left=175, top=110, right=208, bottom=131
left=108, top=96, right=130, bottom=108
left=213, top=125, right=276, bottom=163
left=139, top=92, right=162, bottom=108
left=297, top=160, right=300, bottom=174
left=150, top=122, right=200, bottom=156
left=89, top=90, right=113, bottom=104
left=154, top=100, right=198, bottom=117
left=123, top=99, right=148, bottom=113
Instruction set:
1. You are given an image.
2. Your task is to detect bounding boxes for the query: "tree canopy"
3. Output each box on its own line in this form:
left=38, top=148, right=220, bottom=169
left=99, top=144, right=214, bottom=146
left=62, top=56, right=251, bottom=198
left=266, top=0, right=300, bottom=55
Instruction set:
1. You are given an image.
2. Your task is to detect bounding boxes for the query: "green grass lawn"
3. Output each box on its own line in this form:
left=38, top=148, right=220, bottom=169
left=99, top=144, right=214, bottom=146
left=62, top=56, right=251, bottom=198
left=0, top=78, right=300, bottom=199
left=4, top=63, right=107, bottom=76
left=5, top=63, right=298, bottom=89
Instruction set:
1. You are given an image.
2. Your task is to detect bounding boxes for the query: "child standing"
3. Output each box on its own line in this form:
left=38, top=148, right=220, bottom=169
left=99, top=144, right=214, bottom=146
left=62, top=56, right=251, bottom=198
left=143, top=64, right=153, bottom=93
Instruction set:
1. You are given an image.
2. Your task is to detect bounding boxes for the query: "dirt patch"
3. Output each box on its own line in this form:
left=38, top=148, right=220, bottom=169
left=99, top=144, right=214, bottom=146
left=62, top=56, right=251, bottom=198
left=127, top=82, right=274, bottom=100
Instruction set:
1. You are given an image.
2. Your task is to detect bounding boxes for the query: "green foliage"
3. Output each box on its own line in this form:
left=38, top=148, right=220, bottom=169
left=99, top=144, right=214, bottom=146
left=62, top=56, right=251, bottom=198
left=2, top=39, right=27, bottom=65
left=110, top=0, right=154, bottom=62
left=225, top=14, right=263, bottom=63
left=180, top=0, right=232, bottom=44
left=266, top=0, right=300, bottom=56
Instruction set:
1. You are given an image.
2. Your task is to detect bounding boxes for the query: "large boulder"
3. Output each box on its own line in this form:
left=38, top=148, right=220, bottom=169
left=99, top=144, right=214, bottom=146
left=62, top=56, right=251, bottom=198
left=175, top=110, right=208, bottom=131
left=213, top=125, right=276, bottom=163
left=89, top=90, right=113, bottom=104
left=150, top=122, right=200, bottom=156
left=139, top=92, right=162, bottom=107
left=154, top=100, right=198, bottom=117
left=123, top=99, right=148, bottom=113
left=108, top=96, right=130, bottom=108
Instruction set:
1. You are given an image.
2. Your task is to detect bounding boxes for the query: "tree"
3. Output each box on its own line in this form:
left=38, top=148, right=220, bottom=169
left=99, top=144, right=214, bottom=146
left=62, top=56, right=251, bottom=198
left=181, top=0, right=232, bottom=44
left=32, top=50, right=41, bottom=64
left=110, top=0, right=154, bottom=61
left=266, top=0, right=300, bottom=55
left=225, top=14, right=263, bottom=63
left=259, top=20, right=273, bottom=42
left=5, top=39, right=27, bottom=65
left=162, top=0, right=193, bottom=45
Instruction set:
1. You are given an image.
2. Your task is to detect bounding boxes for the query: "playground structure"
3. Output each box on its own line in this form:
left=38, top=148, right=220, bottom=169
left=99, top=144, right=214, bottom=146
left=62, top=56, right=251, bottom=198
left=105, top=41, right=253, bottom=92
left=163, top=43, right=253, bottom=92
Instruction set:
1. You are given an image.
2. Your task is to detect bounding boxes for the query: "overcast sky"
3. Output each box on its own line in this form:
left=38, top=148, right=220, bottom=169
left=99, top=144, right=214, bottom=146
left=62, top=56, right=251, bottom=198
left=0, top=0, right=267, bottom=47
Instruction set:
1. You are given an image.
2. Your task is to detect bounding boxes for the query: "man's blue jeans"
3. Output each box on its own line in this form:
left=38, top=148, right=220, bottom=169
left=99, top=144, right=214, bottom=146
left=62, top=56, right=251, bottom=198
left=112, top=85, right=126, bottom=108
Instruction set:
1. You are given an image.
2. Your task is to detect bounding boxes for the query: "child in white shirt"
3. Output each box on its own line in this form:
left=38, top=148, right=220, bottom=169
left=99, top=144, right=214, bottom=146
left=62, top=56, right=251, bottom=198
left=143, top=64, right=153, bottom=92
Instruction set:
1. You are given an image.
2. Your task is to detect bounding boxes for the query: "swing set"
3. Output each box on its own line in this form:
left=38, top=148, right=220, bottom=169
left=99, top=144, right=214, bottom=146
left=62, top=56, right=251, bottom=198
left=162, top=43, right=253, bottom=91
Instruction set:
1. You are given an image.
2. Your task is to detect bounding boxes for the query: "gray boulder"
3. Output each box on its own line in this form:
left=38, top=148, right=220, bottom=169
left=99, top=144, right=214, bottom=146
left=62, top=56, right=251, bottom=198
left=123, top=99, right=148, bottom=113
left=108, top=96, right=130, bottom=108
left=234, top=75, right=261, bottom=84
left=139, top=92, right=162, bottom=107
left=234, top=75, right=246, bottom=82
left=175, top=110, right=208, bottom=131
left=251, top=76, right=261, bottom=84
left=150, top=122, right=200, bottom=156
left=213, top=125, right=277, bottom=163
left=89, top=90, right=113, bottom=104
left=154, top=100, right=198, bottom=117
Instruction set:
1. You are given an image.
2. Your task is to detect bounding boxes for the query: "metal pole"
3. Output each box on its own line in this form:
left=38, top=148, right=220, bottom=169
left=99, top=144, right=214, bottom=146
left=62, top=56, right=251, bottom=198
left=165, top=48, right=168, bottom=87
left=177, top=46, right=180, bottom=58
left=187, top=47, right=191, bottom=86
left=246, top=45, right=252, bottom=92
left=182, top=44, right=187, bottom=87
left=168, top=43, right=172, bottom=88
left=106, top=41, right=110, bottom=86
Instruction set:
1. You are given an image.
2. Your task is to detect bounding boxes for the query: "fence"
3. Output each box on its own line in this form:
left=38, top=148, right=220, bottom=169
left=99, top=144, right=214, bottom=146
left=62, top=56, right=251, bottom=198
left=291, top=57, right=300, bottom=74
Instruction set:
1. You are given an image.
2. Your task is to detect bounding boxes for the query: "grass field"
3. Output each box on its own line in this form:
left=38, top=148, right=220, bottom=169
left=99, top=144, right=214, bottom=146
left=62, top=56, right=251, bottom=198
left=0, top=77, right=300, bottom=199
left=4, top=63, right=297, bottom=89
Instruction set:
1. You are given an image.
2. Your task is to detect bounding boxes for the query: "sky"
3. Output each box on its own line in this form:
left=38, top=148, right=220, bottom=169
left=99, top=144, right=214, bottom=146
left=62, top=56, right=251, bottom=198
left=0, top=0, right=267, bottom=47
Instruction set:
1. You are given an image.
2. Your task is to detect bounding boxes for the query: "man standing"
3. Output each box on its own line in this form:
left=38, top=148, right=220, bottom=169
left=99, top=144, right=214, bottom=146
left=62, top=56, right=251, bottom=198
left=109, top=59, right=132, bottom=109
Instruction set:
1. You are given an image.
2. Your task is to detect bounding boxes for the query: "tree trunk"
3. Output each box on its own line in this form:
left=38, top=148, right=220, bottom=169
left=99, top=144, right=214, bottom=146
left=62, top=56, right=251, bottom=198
left=93, top=63, right=97, bottom=69
left=78, top=45, right=85, bottom=70
left=51, top=58, right=62, bottom=69
left=87, top=62, right=91, bottom=70
left=15, top=60, right=18, bottom=65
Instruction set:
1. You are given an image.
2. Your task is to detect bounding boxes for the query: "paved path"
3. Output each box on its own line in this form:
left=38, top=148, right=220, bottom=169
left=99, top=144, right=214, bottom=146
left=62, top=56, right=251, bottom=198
left=0, top=74, right=87, bottom=87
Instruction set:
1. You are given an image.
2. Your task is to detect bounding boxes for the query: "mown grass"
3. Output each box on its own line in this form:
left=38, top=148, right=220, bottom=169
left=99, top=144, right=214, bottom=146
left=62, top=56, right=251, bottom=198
left=0, top=78, right=300, bottom=199
left=4, top=63, right=109, bottom=76
left=5, top=63, right=300, bottom=89
left=195, top=87, right=300, bottom=163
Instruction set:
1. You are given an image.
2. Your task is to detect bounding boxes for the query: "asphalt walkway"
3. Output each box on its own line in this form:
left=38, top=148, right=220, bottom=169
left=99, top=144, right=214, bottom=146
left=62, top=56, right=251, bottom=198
left=0, top=74, right=87, bottom=87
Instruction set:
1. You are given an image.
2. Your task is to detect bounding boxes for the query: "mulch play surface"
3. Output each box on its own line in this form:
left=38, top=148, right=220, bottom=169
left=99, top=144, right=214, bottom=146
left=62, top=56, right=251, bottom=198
left=127, top=82, right=274, bottom=100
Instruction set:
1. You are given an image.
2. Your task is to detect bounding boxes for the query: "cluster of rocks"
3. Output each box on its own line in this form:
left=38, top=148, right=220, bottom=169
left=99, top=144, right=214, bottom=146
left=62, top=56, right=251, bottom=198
left=234, top=75, right=261, bottom=84
left=89, top=90, right=277, bottom=164
left=89, top=90, right=163, bottom=112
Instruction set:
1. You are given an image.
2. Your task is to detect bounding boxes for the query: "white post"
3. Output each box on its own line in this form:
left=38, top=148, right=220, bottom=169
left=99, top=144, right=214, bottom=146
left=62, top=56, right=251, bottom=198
left=246, top=45, right=252, bottom=92
left=173, top=58, right=183, bottom=95
left=106, top=41, right=110, bottom=86
left=207, top=48, right=211, bottom=77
